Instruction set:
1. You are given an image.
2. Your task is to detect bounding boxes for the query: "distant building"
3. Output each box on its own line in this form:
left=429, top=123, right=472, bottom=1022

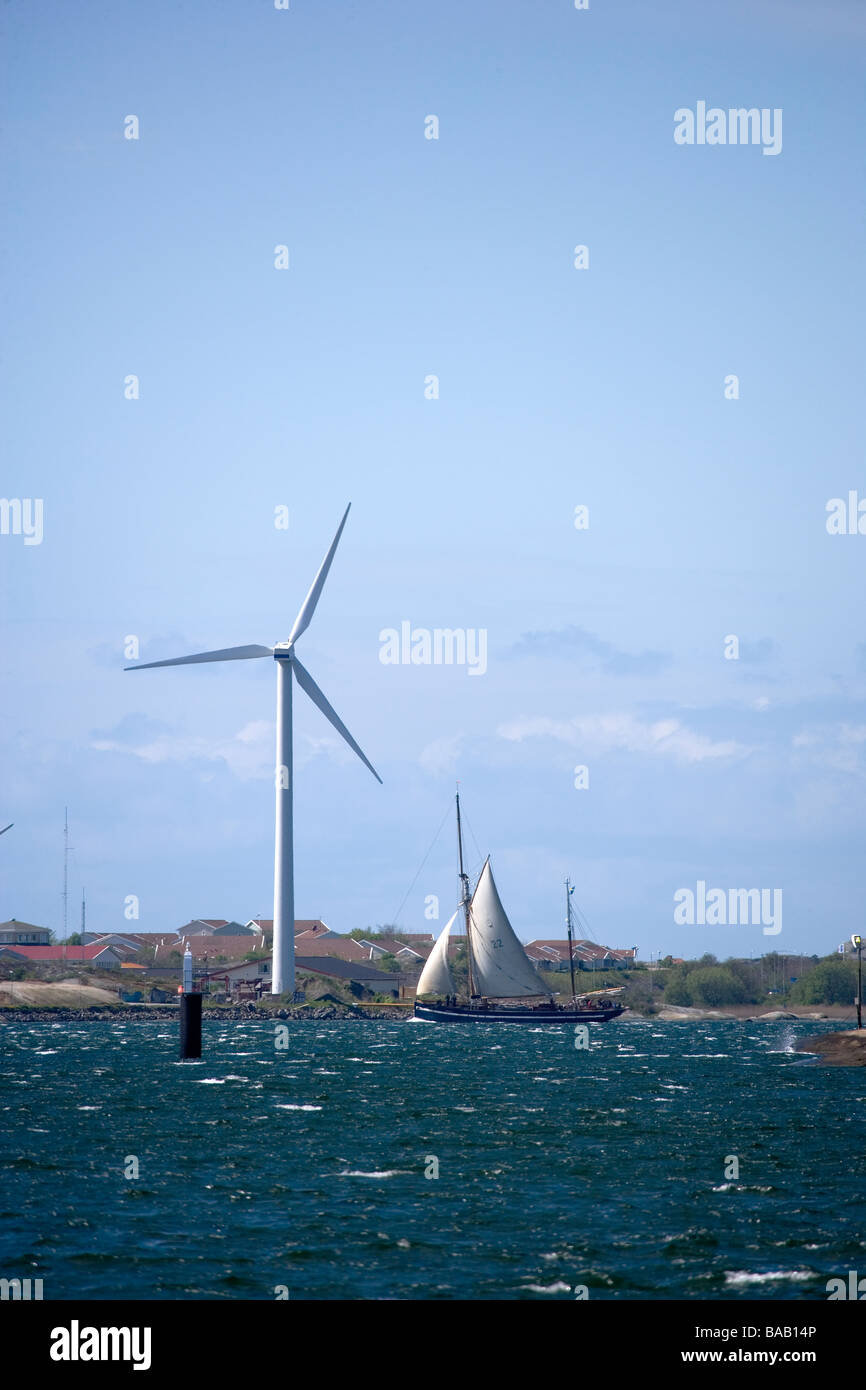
left=246, top=918, right=334, bottom=941
left=525, top=940, right=635, bottom=972
left=356, top=938, right=429, bottom=963
left=202, top=953, right=397, bottom=995
left=3, top=943, right=124, bottom=968
left=0, top=920, right=51, bottom=947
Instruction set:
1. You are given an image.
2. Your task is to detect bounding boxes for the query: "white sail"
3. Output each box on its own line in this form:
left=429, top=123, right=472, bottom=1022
left=468, top=859, right=551, bottom=999
left=415, top=911, right=457, bottom=997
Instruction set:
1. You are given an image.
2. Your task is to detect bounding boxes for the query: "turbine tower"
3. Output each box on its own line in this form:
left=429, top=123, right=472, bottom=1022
left=125, top=503, right=381, bottom=995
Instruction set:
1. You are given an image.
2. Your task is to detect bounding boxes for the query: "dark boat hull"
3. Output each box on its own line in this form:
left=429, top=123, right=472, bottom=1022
left=413, top=1002, right=624, bottom=1024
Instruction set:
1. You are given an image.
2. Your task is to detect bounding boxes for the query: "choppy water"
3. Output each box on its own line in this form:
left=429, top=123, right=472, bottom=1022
left=1, top=1018, right=863, bottom=1299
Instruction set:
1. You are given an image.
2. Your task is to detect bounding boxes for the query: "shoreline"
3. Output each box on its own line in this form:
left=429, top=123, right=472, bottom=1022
left=795, top=1030, right=866, bottom=1065
left=0, top=1004, right=856, bottom=1025
left=0, top=1005, right=409, bottom=1023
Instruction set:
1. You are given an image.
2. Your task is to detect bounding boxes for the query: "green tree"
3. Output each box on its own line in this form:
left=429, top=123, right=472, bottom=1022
left=664, top=973, right=692, bottom=1006
left=686, top=966, right=746, bottom=1006
left=789, top=957, right=857, bottom=1006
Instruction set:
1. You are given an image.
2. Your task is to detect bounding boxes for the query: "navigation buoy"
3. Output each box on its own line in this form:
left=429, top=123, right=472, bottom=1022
left=179, top=944, right=202, bottom=1060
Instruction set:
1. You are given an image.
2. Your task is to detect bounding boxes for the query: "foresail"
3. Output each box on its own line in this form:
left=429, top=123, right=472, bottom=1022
left=468, top=860, right=551, bottom=998
left=415, top=911, right=456, bottom=997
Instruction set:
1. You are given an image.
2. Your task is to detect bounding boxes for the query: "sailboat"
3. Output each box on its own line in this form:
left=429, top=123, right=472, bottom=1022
left=413, top=794, right=626, bottom=1024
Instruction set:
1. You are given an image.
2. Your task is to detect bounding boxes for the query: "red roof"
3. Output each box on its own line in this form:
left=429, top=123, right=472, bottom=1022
left=4, top=944, right=119, bottom=961
left=526, top=939, right=635, bottom=962
left=247, top=919, right=330, bottom=937
left=280, top=936, right=370, bottom=963
left=155, top=935, right=266, bottom=962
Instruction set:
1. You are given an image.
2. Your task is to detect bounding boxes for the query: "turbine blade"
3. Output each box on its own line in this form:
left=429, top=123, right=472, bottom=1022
left=292, top=656, right=382, bottom=784
left=0, top=823, right=12, bottom=835
left=287, top=504, right=351, bottom=647
left=125, top=644, right=274, bottom=671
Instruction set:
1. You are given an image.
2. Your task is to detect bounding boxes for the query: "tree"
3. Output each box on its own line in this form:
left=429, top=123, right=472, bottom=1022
left=686, top=966, right=746, bottom=1007
left=789, top=958, right=857, bottom=1006
left=664, top=974, right=692, bottom=1006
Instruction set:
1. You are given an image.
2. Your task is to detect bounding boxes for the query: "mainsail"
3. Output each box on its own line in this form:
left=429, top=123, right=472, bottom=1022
left=415, top=910, right=456, bottom=997
left=468, top=859, right=551, bottom=999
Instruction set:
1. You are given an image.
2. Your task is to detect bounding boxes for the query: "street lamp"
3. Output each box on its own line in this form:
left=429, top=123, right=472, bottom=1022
left=852, top=936, right=862, bottom=1031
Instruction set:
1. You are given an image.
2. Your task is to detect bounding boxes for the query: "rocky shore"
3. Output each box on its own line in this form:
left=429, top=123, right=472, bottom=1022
left=795, top=1030, right=866, bottom=1065
left=0, top=1005, right=409, bottom=1023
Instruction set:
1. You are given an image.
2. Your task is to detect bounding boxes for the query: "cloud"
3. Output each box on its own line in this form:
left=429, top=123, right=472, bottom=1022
left=792, top=723, right=866, bottom=774
left=90, top=713, right=174, bottom=745
left=497, top=713, right=745, bottom=764
left=92, top=719, right=275, bottom=781
left=419, top=734, right=463, bottom=776
left=507, top=626, right=672, bottom=677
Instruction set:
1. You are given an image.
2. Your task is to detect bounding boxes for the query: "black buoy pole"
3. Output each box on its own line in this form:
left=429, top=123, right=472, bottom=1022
left=180, top=992, right=202, bottom=1059
left=179, top=944, right=202, bottom=1060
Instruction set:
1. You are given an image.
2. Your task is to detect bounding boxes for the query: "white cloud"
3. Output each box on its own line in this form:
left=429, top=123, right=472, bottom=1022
left=419, top=734, right=463, bottom=777
left=792, top=723, right=866, bottom=774
left=92, top=719, right=275, bottom=781
left=91, top=719, right=368, bottom=781
left=496, top=713, right=744, bottom=764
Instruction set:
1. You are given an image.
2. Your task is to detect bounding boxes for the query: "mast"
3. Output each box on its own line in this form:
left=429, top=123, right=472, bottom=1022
left=565, top=877, right=577, bottom=1001
left=456, top=789, right=477, bottom=998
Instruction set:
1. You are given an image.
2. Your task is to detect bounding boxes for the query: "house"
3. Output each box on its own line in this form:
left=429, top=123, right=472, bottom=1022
left=154, top=934, right=267, bottom=963
left=525, top=940, right=636, bottom=971
left=356, top=938, right=430, bottom=963
left=78, top=934, right=141, bottom=958
left=176, top=919, right=229, bottom=936
left=2, top=943, right=124, bottom=969
left=202, top=952, right=397, bottom=995
left=0, top=920, right=52, bottom=946
left=278, top=935, right=371, bottom=964
left=204, top=957, right=272, bottom=987
left=245, top=918, right=335, bottom=940
left=295, top=956, right=399, bottom=993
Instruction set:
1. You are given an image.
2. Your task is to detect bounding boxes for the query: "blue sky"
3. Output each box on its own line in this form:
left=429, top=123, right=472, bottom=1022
left=1, top=0, right=864, bottom=959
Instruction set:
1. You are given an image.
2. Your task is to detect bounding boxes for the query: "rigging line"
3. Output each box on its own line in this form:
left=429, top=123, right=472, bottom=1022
left=460, top=807, right=485, bottom=869
left=390, top=799, right=453, bottom=928
left=571, top=898, right=599, bottom=945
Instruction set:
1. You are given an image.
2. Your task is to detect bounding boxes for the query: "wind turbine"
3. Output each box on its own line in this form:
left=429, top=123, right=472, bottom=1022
left=125, top=503, right=381, bottom=996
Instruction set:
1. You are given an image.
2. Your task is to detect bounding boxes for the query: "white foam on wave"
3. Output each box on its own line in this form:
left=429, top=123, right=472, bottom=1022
left=276, top=1103, right=322, bottom=1111
left=336, top=1169, right=403, bottom=1178
left=725, top=1269, right=812, bottom=1285
left=521, top=1281, right=572, bottom=1294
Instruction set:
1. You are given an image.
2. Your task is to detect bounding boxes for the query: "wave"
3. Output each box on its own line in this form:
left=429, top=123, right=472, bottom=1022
left=724, top=1269, right=812, bottom=1285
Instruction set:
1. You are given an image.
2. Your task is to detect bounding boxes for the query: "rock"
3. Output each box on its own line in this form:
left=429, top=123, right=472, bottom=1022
left=796, top=1030, right=866, bottom=1066
left=756, top=1010, right=799, bottom=1021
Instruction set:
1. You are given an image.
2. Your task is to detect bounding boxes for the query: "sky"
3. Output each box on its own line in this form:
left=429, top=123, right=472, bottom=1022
left=1, top=0, right=864, bottom=960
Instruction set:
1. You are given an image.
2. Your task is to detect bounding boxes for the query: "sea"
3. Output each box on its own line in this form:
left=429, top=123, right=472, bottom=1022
left=1, top=1017, right=863, bottom=1300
